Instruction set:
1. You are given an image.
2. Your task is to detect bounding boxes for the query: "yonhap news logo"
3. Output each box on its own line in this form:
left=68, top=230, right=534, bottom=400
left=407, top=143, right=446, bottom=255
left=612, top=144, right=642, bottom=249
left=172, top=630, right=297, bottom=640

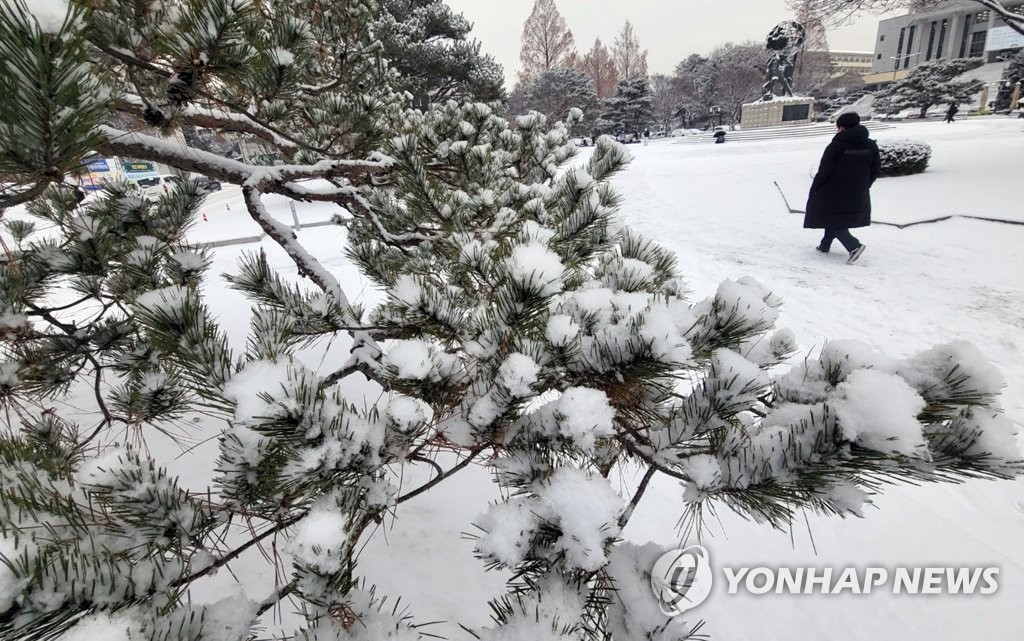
left=650, top=546, right=714, bottom=616
left=650, top=546, right=1000, bottom=616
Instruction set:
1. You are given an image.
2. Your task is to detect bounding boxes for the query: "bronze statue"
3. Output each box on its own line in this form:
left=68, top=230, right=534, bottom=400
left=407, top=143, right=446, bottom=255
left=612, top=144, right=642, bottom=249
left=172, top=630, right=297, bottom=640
left=762, top=21, right=805, bottom=100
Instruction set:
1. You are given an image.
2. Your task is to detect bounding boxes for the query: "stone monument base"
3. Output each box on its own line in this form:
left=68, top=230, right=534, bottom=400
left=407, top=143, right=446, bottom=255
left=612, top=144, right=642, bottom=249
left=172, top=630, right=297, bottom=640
left=741, top=96, right=815, bottom=129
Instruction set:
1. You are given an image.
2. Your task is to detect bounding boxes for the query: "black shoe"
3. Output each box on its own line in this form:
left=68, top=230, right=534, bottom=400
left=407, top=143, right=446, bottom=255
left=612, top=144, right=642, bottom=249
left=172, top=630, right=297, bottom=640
left=846, top=244, right=866, bottom=264
left=815, top=245, right=830, bottom=253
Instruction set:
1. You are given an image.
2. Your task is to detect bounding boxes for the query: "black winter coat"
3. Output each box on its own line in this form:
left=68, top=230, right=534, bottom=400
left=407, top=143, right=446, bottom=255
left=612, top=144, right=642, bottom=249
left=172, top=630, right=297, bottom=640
left=803, top=125, right=881, bottom=230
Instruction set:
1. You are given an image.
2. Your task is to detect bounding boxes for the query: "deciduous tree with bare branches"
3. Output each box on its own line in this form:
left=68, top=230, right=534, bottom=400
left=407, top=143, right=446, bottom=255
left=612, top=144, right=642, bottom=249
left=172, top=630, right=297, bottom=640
left=787, top=0, right=1023, bottom=36
left=613, top=19, right=649, bottom=81
left=517, top=0, right=577, bottom=86
left=578, top=37, right=619, bottom=99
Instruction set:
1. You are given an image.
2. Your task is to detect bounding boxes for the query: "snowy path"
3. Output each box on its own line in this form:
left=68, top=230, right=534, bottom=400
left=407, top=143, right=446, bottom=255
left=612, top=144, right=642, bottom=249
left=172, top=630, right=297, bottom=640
left=603, top=117, right=1024, bottom=640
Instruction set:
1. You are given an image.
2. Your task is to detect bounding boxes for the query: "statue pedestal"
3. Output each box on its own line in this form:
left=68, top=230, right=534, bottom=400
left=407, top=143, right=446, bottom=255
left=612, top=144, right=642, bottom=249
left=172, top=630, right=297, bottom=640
left=741, top=96, right=815, bottom=129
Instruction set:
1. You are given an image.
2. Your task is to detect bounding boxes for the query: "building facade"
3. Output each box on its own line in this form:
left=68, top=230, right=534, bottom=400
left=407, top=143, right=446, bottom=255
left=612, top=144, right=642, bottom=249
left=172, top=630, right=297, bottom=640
left=866, top=0, right=1023, bottom=86
left=828, top=51, right=875, bottom=76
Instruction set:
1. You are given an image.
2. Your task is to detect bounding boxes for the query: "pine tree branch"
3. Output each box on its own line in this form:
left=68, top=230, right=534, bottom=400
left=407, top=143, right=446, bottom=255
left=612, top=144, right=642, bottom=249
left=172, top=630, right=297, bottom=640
left=96, top=126, right=389, bottom=189
left=409, top=454, right=445, bottom=479
left=396, top=447, right=486, bottom=504
left=240, top=186, right=384, bottom=379
left=94, top=44, right=172, bottom=77
left=255, top=580, right=298, bottom=616
left=22, top=301, right=131, bottom=437
left=321, top=359, right=390, bottom=389
left=114, top=98, right=300, bottom=154
left=23, top=301, right=77, bottom=334
left=621, top=437, right=690, bottom=482
left=239, top=186, right=358, bottom=321
left=94, top=43, right=360, bottom=157
left=0, top=181, right=49, bottom=208
left=174, top=513, right=306, bottom=587
left=617, top=464, right=656, bottom=528
left=24, top=294, right=95, bottom=316
left=357, top=204, right=434, bottom=247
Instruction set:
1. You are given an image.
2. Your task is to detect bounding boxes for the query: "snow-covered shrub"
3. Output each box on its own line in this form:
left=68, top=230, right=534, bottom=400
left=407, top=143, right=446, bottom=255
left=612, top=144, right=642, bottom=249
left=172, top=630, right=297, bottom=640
left=0, top=2, right=1019, bottom=641
left=878, top=140, right=932, bottom=176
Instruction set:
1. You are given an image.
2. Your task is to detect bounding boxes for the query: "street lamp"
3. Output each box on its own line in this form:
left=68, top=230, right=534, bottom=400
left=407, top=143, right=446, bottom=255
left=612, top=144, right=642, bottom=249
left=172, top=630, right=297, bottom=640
left=889, top=52, right=923, bottom=85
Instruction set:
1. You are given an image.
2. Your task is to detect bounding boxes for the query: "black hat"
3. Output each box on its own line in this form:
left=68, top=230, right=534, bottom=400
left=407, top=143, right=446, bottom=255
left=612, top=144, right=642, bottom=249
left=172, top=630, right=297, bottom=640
left=836, top=112, right=860, bottom=129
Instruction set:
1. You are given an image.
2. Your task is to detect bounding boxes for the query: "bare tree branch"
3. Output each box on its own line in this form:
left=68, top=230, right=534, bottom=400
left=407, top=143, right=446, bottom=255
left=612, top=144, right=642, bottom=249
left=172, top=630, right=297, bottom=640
left=978, top=0, right=1024, bottom=36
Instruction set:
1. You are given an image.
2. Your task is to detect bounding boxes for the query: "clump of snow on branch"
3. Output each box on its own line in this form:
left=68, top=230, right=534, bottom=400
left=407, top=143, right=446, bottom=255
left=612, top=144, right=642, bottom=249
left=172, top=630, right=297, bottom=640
left=475, top=467, right=623, bottom=572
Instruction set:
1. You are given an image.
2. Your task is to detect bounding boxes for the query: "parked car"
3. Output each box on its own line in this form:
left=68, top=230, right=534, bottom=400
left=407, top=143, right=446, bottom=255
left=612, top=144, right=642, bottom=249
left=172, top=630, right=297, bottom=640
left=133, top=174, right=181, bottom=191
left=195, top=176, right=222, bottom=192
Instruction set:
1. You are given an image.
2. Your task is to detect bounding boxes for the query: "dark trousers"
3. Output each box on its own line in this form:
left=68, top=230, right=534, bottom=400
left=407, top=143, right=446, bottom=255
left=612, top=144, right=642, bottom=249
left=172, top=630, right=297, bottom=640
left=820, top=228, right=860, bottom=252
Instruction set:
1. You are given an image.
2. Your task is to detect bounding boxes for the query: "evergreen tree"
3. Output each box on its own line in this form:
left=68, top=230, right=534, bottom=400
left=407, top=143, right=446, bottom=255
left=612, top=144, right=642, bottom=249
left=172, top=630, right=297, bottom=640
left=995, top=48, right=1024, bottom=110
left=515, top=67, right=599, bottom=132
left=0, top=2, right=1021, bottom=641
left=517, top=0, right=577, bottom=87
left=598, top=75, right=654, bottom=134
left=612, top=20, right=648, bottom=81
left=875, top=58, right=985, bottom=118
left=374, top=0, right=505, bottom=103
left=578, top=37, right=618, bottom=100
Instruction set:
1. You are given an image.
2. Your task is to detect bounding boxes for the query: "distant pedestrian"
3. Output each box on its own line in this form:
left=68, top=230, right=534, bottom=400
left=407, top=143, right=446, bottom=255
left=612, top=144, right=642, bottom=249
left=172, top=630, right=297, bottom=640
left=642, top=128, right=650, bottom=146
left=713, top=130, right=726, bottom=144
left=804, top=112, right=880, bottom=264
left=944, top=102, right=958, bottom=123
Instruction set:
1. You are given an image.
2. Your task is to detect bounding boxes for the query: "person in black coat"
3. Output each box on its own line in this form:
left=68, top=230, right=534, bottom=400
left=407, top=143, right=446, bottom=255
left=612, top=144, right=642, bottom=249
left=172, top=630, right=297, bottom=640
left=804, top=112, right=880, bottom=264
left=944, top=102, right=958, bottom=123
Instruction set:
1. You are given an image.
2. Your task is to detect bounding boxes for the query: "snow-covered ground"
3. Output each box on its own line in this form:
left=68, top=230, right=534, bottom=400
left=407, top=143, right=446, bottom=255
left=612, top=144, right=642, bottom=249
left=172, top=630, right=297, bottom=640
left=16, top=117, right=1024, bottom=639
left=598, top=116, right=1024, bottom=640
left=183, top=117, right=1024, bottom=641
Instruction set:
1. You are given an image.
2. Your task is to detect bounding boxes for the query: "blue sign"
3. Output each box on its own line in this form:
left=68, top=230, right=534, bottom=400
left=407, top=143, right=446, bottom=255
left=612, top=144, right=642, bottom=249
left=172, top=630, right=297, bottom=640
left=85, top=158, right=110, bottom=172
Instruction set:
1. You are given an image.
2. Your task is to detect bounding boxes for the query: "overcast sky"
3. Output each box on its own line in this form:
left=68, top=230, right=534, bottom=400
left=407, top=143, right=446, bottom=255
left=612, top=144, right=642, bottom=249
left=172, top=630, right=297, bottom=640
left=443, top=0, right=902, bottom=87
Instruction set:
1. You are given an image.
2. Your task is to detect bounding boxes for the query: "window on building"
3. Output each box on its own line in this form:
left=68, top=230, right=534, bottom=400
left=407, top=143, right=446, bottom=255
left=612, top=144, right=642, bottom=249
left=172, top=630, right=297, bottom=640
left=975, top=10, right=990, bottom=22
left=877, top=53, right=882, bottom=60
left=936, top=18, right=948, bottom=59
left=926, top=21, right=937, bottom=61
left=958, top=15, right=973, bottom=58
left=904, top=25, right=916, bottom=68
left=969, top=30, right=987, bottom=58
left=880, top=34, right=885, bottom=42
left=896, top=27, right=906, bottom=65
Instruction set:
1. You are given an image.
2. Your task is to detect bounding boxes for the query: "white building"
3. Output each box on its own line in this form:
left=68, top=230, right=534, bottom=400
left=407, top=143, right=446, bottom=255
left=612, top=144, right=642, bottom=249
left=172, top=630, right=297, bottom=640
left=828, top=51, right=875, bottom=76
left=864, top=0, right=1024, bottom=88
